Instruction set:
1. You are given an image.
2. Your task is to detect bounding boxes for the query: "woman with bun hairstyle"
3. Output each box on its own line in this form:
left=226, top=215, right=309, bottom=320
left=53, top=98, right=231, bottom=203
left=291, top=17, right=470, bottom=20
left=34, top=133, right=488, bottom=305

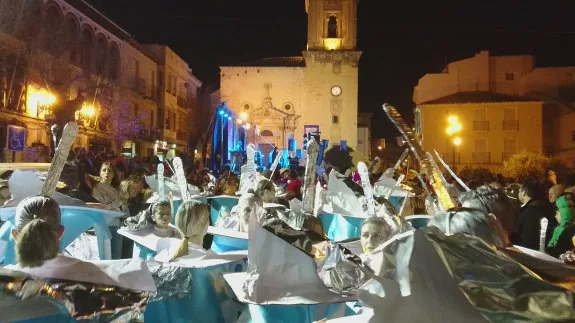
left=6, top=196, right=154, bottom=289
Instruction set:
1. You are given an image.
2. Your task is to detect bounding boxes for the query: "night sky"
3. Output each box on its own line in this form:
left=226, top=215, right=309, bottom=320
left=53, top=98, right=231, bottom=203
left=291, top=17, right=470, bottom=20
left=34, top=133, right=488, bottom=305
left=95, top=0, right=575, bottom=139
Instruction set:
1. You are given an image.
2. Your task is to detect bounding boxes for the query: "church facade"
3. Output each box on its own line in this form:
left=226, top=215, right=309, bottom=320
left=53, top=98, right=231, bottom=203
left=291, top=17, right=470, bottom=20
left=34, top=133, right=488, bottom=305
left=219, top=0, right=361, bottom=153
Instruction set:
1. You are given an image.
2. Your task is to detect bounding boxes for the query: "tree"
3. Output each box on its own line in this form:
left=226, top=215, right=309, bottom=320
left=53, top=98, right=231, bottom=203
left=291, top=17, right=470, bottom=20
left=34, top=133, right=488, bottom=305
left=97, top=89, right=145, bottom=150
left=503, top=151, right=568, bottom=183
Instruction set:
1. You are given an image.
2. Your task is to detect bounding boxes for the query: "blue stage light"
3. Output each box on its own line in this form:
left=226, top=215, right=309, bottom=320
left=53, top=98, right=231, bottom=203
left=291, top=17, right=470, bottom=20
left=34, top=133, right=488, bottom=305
left=219, top=110, right=225, bottom=115
left=224, top=114, right=229, bottom=118
left=227, top=116, right=232, bottom=120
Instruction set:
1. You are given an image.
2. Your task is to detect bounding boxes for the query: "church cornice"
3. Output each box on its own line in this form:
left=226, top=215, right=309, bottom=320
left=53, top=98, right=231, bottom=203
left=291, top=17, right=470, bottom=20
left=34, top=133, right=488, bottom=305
left=302, top=50, right=362, bottom=66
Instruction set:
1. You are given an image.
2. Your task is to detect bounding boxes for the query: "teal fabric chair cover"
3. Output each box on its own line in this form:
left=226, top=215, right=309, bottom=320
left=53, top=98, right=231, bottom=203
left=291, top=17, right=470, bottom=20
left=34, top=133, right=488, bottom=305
left=133, top=242, right=157, bottom=260
left=207, top=197, right=247, bottom=253
left=404, top=215, right=431, bottom=229
left=143, top=258, right=248, bottom=323
left=14, top=315, right=73, bottom=323
left=171, top=199, right=183, bottom=224
left=388, top=196, right=405, bottom=212
left=0, top=207, right=113, bottom=265
left=241, top=301, right=356, bottom=323
left=319, top=213, right=364, bottom=241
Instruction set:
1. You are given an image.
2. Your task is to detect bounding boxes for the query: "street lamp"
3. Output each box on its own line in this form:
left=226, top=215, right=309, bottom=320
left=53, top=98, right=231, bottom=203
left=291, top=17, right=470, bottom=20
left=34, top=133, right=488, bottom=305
left=446, top=115, right=462, bottom=167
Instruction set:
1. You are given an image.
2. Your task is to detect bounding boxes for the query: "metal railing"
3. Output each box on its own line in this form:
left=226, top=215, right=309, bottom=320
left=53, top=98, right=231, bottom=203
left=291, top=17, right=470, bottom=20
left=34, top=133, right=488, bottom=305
left=502, top=120, right=519, bottom=130
left=502, top=152, right=515, bottom=161
left=473, top=121, right=489, bottom=131
left=131, top=77, right=148, bottom=96
left=472, top=152, right=491, bottom=163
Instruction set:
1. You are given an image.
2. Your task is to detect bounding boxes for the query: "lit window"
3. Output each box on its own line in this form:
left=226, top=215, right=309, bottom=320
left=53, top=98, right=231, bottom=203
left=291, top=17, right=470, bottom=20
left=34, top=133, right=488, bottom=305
left=332, top=115, right=339, bottom=124
left=505, top=73, right=514, bottom=81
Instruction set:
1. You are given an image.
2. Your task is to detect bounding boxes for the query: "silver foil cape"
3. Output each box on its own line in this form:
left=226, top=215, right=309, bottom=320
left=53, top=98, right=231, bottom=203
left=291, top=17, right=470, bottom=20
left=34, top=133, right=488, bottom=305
left=316, top=241, right=368, bottom=295
left=147, top=261, right=194, bottom=301
left=302, top=140, right=319, bottom=215
left=357, top=162, right=376, bottom=217
left=382, top=104, right=456, bottom=210
left=172, top=157, right=191, bottom=201
left=157, top=164, right=166, bottom=199
left=0, top=270, right=150, bottom=322
left=41, top=122, right=78, bottom=196
left=239, top=144, right=257, bottom=195
left=423, top=227, right=575, bottom=321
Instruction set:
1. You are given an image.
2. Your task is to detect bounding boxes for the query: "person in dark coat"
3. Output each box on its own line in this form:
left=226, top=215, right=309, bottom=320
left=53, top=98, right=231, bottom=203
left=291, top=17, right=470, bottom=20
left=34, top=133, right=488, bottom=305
left=511, top=179, right=557, bottom=250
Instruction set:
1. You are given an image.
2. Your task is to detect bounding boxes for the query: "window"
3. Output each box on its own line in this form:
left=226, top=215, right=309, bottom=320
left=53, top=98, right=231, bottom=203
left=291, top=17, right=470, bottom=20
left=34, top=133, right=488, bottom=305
left=65, top=17, right=80, bottom=64
left=503, top=138, right=517, bottom=161
left=328, top=16, right=338, bottom=38
left=571, top=130, right=575, bottom=142
left=284, top=103, right=292, bottom=111
left=243, top=103, right=251, bottom=110
left=109, top=44, right=119, bottom=81
left=150, top=110, right=154, bottom=128
left=134, top=103, right=139, bottom=117
left=95, top=37, right=107, bottom=76
left=503, top=107, right=518, bottom=130
left=261, top=130, right=273, bottom=137
left=167, top=74, right=172, bottom=94
left=332, top=115, right=339, bottom=124
left=151, top=71, right=156, bottom=98
left=473, top=138, right=490, bottom=163
left=44, top=6, right=62, bottom=52
left=172, top=76, right=177, bottom=95
left=505, top=73, right=514, bottom=81
left=475, top=138, right=487, bottom=152
left=80, top=28, right=93, bottom=71
left=473, top=108, right=489, bottom=130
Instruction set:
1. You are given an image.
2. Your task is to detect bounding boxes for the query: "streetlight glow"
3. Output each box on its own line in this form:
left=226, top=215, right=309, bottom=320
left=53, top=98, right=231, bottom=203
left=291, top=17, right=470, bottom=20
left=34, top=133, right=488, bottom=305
left=446, top=114, right=463, bottom=166
left=81, top=104, right=96, bottom=117
left=377, top=146, right=383, bottom=150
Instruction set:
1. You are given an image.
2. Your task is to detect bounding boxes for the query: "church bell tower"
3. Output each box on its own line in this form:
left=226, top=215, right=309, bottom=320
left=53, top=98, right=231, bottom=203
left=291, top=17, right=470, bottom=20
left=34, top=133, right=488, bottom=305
left=305, top=0, right=358, bottom=51
left=302, top=0, right=361, bottom=149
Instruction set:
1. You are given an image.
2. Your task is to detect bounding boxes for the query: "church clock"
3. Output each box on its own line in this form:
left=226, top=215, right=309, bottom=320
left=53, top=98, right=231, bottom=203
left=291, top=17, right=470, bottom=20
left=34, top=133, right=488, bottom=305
left=331, top=85, right=342, bottom=96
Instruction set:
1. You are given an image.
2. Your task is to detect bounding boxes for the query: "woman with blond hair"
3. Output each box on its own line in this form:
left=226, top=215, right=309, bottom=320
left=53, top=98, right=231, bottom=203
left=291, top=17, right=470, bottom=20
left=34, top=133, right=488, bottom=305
left=155, top=200, right=211, bottom=262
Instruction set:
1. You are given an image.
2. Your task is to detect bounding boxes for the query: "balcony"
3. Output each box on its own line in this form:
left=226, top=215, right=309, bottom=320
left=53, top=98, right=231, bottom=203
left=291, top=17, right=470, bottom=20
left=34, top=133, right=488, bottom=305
left=502, top=120, right=519, bottom=131
left=130, top=77, right=148, bottom=96
left=147, top=86, right=159, bottom=101
left=442, top=152, right=461, bottom=164
left=473, top=121, right=489, bottom=131
left=177, top=96, right=187, bottom=108
left=502, top=152, right=516, bottom=162
left=139, top=128, right=160, bottom=141
left=472, top=152, right=491, bottom=164
left=177, top=130, right=188, bottom=141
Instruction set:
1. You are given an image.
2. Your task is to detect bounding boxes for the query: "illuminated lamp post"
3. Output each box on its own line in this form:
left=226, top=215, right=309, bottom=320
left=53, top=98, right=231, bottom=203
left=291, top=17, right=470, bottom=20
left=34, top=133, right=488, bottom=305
left=445, top=115, right=463, bottom=167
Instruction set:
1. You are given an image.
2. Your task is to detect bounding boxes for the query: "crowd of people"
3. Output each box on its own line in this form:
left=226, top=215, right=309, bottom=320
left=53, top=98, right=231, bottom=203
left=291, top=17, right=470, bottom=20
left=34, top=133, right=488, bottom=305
left=2, top=140, right=575, bottom=321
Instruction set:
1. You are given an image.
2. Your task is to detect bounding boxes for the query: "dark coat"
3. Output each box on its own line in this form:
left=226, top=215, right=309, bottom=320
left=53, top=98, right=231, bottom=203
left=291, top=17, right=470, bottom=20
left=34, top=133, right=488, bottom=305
left=511, top=199, right=557, bottom=250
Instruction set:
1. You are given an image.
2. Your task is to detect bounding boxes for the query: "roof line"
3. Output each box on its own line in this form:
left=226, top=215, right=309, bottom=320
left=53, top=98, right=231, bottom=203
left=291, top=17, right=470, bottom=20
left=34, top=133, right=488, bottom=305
left=73, top=0, right=132, bottom=38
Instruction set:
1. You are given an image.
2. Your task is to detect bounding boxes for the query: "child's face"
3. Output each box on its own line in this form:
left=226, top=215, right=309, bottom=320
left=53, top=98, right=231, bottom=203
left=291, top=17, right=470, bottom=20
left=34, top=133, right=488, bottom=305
left=0, top=187, right=11, bottom=206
